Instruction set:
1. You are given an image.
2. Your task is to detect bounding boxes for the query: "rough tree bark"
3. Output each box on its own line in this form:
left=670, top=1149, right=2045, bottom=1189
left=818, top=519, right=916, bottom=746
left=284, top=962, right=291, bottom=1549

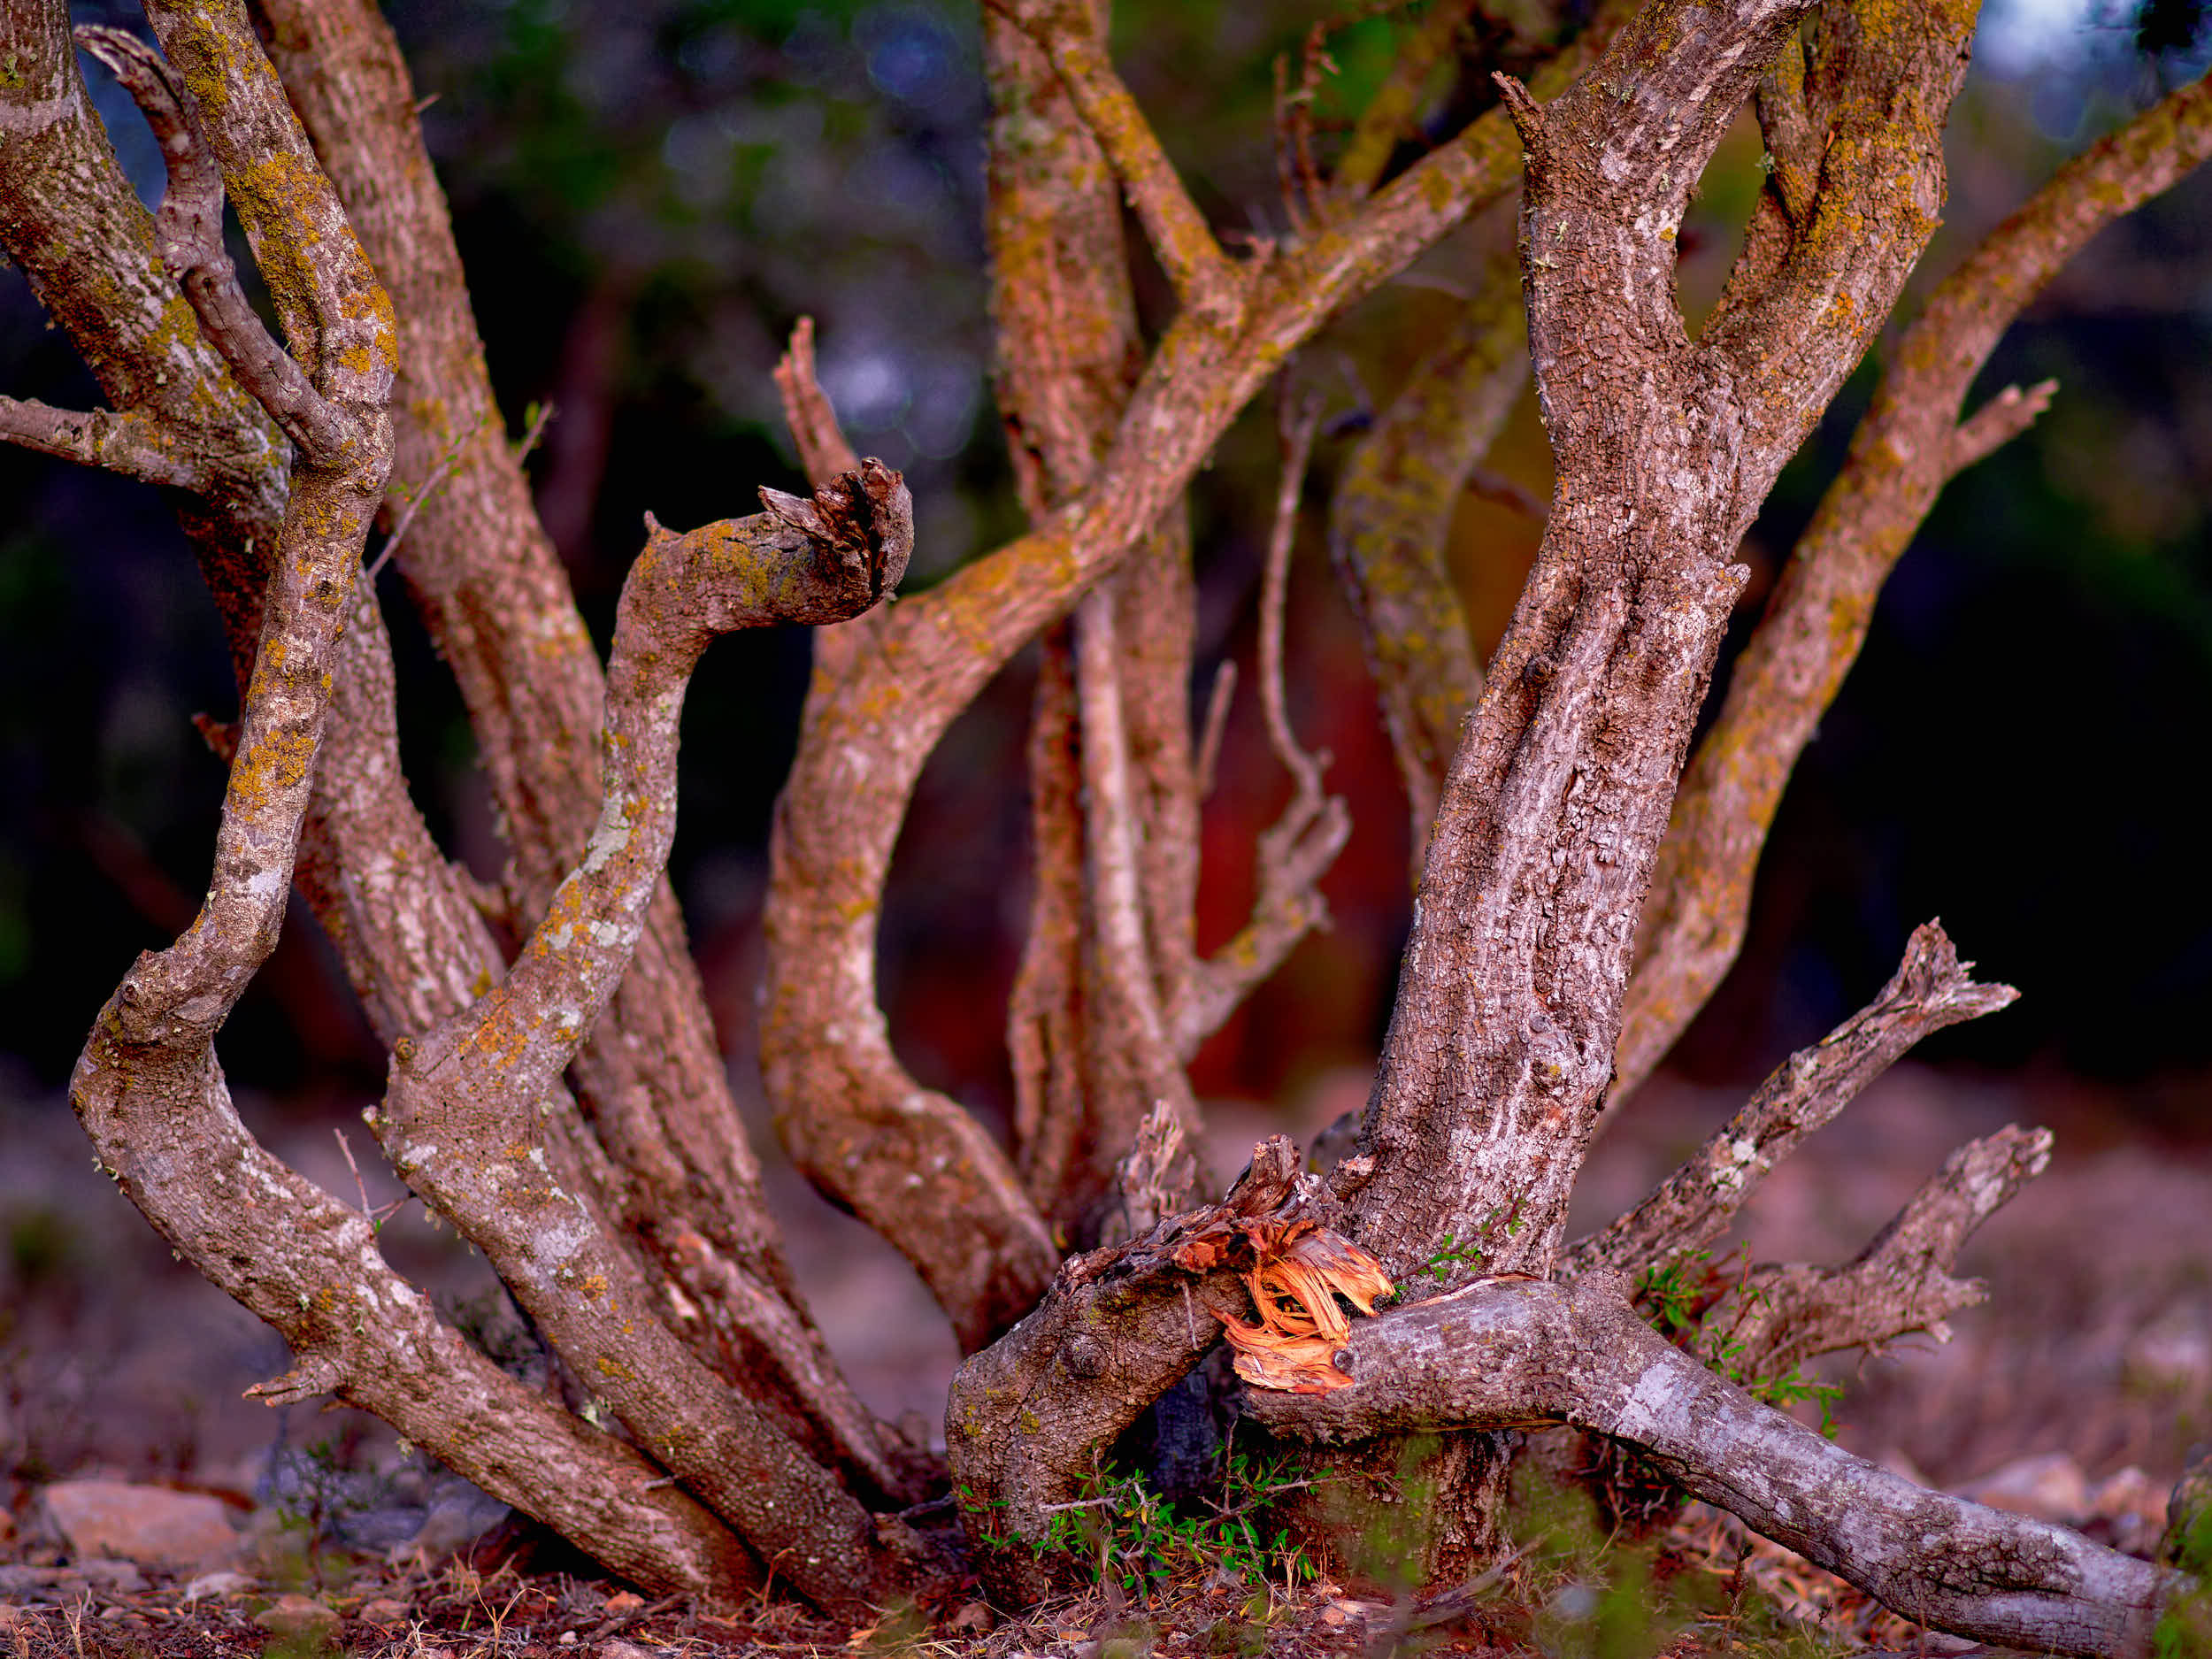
left=4, top=0, right=2206, bottom=1649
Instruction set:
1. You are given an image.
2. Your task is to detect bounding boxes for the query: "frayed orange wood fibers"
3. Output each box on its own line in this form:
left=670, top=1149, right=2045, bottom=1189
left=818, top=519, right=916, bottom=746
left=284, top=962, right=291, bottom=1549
left=1217, top=1220, right=1393, bottom=1394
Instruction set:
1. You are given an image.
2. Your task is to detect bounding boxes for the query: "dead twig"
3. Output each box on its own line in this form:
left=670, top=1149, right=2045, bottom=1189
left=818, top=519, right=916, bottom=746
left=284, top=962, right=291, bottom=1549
left=331, top=1126, right=413, bottom=1229
left=366, top=408, right=523, bottom=584
left=1193, top=658, right=1238, bottom=799
left=1258, top=384, right=1330, bottom=806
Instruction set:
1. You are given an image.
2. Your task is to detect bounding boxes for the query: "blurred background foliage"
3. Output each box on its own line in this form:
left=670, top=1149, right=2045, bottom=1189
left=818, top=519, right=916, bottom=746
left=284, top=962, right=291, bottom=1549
left=2, top=0, right=2208, bottom=1146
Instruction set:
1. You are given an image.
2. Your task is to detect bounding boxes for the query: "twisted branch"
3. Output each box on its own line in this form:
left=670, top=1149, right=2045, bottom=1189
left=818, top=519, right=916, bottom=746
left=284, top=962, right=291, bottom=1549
left=1610, top=66, right=2212, bottom=1113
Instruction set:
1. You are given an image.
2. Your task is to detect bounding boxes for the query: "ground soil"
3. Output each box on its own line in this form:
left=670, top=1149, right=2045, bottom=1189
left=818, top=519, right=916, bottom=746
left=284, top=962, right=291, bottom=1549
left=3, top=1063, right=2205, bottom=1656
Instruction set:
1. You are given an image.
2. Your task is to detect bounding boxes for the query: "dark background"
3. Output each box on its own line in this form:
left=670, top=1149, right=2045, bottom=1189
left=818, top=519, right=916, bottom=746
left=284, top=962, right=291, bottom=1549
left=3, top=0, right=2208, bottom=1153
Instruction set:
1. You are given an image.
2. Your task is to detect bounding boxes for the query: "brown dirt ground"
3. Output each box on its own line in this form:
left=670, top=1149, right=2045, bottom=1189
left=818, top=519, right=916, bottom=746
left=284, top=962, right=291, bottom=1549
left=4, top=1064, right=2207, bottom=1657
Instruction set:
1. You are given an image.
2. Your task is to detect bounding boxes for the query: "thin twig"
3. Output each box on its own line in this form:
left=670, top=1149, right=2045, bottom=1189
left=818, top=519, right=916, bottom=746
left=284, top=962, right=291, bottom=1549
left=1037, top=1494, right=1127, bottom=1516
left=511, top=397, right=555, bottom=467
left=1175, top=381, right=1350, bottom=1052
left=365, top=411, right=507, bottom=583
left=1949, top=378, right=2057, bottom=472
left=332, top=1126, right=413, bottom=1229
left=1465, top=463, right=1550, bottom=523
left=334, top=1126, right=374, bottom=1221
left=579, top=1593, right=685, bottom=1643
left=1259, top=384, right=1329, bottom=808
left=1193, top=659, right=1237, bottom=799
left=73, top=26, right=357, bottom=467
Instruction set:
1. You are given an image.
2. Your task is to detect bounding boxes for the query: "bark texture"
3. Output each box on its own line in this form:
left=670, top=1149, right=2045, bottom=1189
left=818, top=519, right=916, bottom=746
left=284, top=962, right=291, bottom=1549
left=758, top=0, right=1618, bottom=1354
left=1609, top=66, right=2212, bottom=1110
left=1346, top=0, right=1985, bottom=1286
left=986, top=0, right=1210, bottom=1245
left=11, top=0, right=917, bottom=1607
left=245, top=0, right=887, bottom=1484
left=946, top=1140, right=1311, bottom=1602
left=1570, top=921, right=2016, bottom=1281
left=7, top=0, right=2208, bottom=1641
left=1246, top=1275, right=2185, bottom=1659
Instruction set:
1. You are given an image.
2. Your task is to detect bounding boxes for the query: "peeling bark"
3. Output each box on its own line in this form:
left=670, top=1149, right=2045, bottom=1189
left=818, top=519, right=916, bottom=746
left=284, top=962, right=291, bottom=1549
left=759, top=3, right=1611, bottom=1353
left=947, top=1139, right=1330, bottom=1602
left=8, top=0, right=2207, bottom=1637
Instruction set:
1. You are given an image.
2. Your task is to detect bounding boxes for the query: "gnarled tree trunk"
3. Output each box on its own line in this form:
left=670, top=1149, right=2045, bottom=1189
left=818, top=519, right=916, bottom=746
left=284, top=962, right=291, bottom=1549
left=3, top=0, right=2206, bottom=1648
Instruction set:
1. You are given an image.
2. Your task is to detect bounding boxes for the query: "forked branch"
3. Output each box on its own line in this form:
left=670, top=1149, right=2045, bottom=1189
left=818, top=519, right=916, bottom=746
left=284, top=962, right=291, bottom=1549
left=1345, top=0, right=1982, bottom=1288
left=374, top=467, right=914, bottom=1618
left=1180, top=392, right=1352, bottom=1051
left=5, top=6, right=778, bottom=1594
left=52, top=0, right=764, bottom=1604
left=1571, top=920, right=2016, bottom=1282
left=244, top=12, right=831, bottom=1449
left=1004, top=0, right=1240, bottom=319
left=85, top=14, right=383, bottom=463
left=1610, top=68, right=2212, bottom=1111
left=1700, top=1122, right=2054, bottom=1379
left=761, top=4, right=1624, bottom=1349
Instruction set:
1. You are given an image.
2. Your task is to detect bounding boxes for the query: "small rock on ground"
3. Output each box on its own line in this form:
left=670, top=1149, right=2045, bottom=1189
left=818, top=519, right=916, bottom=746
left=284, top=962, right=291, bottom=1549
left=183, top=1569, right=258, bottom=1601
left=254, top=1594, right=340, bottom=1638
left=39, top=1480, right=238, bottom=1572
